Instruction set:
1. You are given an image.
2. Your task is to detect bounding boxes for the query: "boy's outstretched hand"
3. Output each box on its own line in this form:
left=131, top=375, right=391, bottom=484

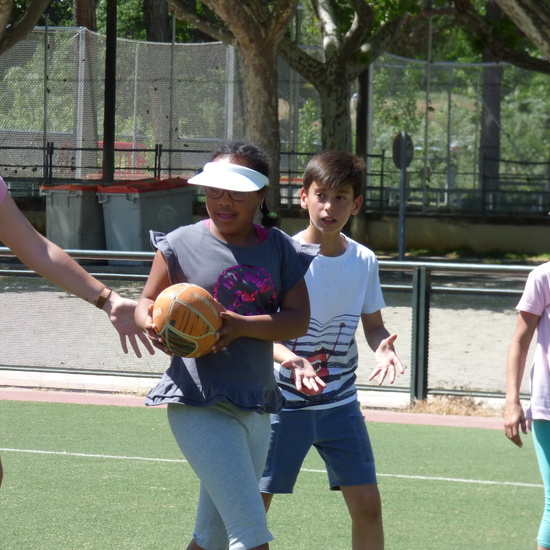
left=282, top=356, right=327, bottom=396
left=368, top=333, right=404, bottom=385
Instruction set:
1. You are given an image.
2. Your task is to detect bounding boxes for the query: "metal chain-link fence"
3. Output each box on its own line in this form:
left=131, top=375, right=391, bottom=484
left=1, top=27, right=549, bottom=212
left=0, top=258, right=535, bottom=400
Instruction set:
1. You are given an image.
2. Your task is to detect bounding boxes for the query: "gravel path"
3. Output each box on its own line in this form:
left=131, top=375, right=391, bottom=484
left=0, top=269, right=534, bottom=397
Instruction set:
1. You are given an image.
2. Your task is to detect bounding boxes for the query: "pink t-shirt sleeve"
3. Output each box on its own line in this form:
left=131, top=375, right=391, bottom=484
left=517, top=263, right=550, bottom=317
left=0, top=176, right=7, bottom=205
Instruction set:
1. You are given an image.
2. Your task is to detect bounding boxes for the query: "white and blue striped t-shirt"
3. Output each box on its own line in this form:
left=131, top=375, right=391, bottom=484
left=275, top=231, right=385, bottom=411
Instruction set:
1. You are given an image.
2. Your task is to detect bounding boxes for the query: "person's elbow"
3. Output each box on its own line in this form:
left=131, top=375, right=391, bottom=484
left=281, top=280, right=310, bottom=338
left=290, top=304, right=310, bottom=338
left=297, top=309, right=311, bottom=335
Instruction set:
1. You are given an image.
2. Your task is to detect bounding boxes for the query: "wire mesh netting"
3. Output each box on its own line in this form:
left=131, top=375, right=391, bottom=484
left=1, top=27, right=550, bottom=215
left=425, top=272, right=532, bottom=396
left=0, top=275, right=167, bottom=375
left=427, top=292, right=523, bottom=394
left=0, top=28, right=248, bottom=183
left=0, top=269, right=533, bottom=398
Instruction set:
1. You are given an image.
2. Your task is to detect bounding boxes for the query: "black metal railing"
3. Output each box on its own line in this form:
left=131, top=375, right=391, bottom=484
left=3, top=143, right=550, bottom=216
left=0, top=247, right=535, bottom=404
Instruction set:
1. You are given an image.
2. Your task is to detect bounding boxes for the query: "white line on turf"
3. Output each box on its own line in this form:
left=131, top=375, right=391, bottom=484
left=0, top=448, right=187, bottom=463
left=0, top=448, right=542, bottom=488
left=376, top=472, right=543, bottom=488
left=300, top=468, right=542, bottom=488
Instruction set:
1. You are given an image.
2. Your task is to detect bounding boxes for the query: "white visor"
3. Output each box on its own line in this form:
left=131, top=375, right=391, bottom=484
left=188, top=162, right=268, bottom=192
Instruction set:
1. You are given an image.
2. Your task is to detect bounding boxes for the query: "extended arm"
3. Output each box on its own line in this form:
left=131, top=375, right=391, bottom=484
left=212, top=279, right=311, bottom=351
left=504, top=310, right=539, bottom=448
left=0, top=191, right=154, bottom=357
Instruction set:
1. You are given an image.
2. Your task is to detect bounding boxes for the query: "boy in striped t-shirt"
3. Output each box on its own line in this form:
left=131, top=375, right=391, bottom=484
left=260, top=150, right=403, bottom=549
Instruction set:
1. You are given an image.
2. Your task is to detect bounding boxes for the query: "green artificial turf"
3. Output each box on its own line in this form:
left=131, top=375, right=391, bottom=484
left=0, top=400, right=542, bottom=549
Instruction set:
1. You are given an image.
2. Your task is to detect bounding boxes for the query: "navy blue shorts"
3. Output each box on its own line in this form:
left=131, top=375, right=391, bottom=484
left=259, top=400, right=377, bottom=493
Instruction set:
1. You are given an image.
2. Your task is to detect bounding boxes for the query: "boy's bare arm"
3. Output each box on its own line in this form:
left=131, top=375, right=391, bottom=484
left=362, top=311, right=404, bottom=385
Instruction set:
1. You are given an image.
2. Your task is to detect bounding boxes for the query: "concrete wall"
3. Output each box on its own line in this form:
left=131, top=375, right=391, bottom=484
left=201, top=211, right=550, bottom=256
left=24, top=207, right=550, bottom=256
left=360, top=214, right=550, bottom=255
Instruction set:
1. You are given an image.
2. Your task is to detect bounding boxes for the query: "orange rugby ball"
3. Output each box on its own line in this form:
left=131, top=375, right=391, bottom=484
left=153, top=283, right=223, bottom=358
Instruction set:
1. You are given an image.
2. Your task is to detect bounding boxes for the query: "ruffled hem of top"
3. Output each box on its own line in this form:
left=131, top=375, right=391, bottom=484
left=145, top=378, right=284, bottom=414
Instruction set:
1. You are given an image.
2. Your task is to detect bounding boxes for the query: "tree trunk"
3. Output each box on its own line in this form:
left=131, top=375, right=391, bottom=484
left=74, top=0, right=96, bottom=31
left=479, top=1, right=502, bottom=201
left=239, top=46, right=282, bottom=213
left=317, top=64, right=353, bottom=152
left=144, top=0, right=171, bottom=41
left=279, top=36, right=355, bottom=153
left=144, top=0, right=173, bottom=149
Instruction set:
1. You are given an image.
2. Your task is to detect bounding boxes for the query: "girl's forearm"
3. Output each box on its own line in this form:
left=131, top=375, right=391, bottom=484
left=135, top=298, right=155, bottom=331
left=234, top=311, right=309, bottom=342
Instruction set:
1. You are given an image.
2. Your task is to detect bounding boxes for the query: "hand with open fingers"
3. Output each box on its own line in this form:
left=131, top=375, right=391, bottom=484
left=369, top=333, right=404, bottom=385
left=504, top=402, right=529, bottom=448
left=282, top=356, right=327, bottom=396
left=108, top=296, right=156, bottom=358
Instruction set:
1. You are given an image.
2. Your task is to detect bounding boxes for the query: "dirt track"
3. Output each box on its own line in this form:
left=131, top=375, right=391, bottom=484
left=0, top=387, right=503, bottom=430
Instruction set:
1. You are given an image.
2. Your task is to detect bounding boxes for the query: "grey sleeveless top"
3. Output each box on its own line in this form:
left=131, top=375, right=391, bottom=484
left=145, top=221, right=318, bottom=413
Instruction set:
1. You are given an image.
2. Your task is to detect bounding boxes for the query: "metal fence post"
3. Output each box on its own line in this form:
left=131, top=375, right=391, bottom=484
left=410, top=266, right=431, bottom=403
left=45, top=141, right=54, bottom=184
left=154, top=144, right=162, bottom=178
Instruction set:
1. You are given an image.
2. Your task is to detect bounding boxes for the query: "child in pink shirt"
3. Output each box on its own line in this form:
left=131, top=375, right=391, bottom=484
left=505, top=261, right=550, bottom=549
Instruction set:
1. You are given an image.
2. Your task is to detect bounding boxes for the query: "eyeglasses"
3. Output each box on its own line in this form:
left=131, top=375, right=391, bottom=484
left=204, top=187, right=248, bottom=202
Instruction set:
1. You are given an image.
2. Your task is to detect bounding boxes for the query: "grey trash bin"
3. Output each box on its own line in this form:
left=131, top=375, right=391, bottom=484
left=97, top=178, right=194, bottom=264
left=40, top=184, right=106, bottom=250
